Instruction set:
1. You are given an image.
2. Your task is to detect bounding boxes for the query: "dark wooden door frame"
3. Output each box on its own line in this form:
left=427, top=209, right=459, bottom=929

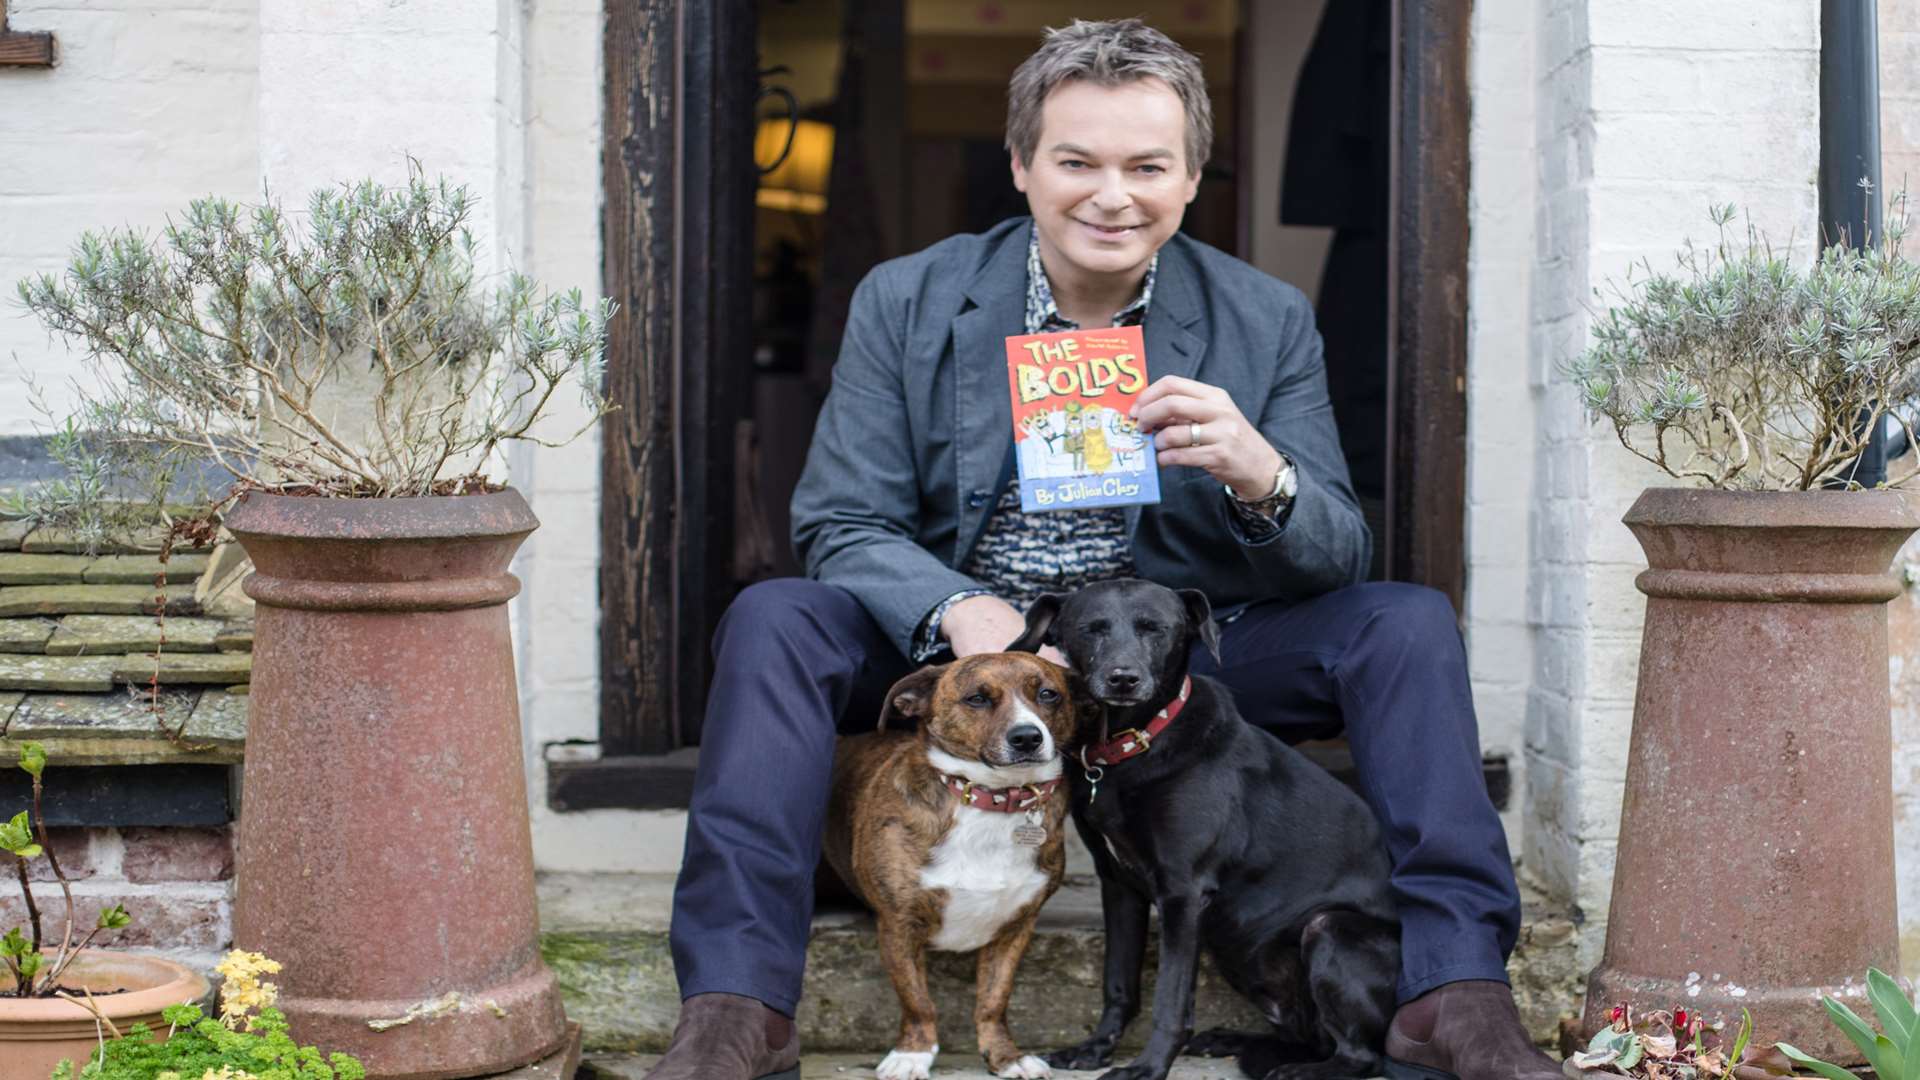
left=560, top=0, right=1471, bottom=811
left=552, top=0, right=756, bottom=810
left=1385, top=0, right=1469, bottom=611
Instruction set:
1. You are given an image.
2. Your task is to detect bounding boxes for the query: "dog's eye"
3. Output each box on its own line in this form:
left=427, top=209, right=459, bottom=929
left=1083, top=621, right=1109, bottom=636
left=964, top=691, right=992, bottom=708
left=1035, top=687, right=1061, bottom=705
left=1134, top=621, right=1163, bottom=635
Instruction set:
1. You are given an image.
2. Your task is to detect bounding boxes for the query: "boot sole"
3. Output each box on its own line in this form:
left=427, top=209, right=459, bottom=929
left=756, top=1069, right=800, bottom=1080
left=1385, top=1056, right=1458, bottom=1080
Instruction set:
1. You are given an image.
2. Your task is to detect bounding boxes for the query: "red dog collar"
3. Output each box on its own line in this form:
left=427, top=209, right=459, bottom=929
left=941, top=774, right=1061, bottom=813
left=1080, top=676, right=1192, bottom=769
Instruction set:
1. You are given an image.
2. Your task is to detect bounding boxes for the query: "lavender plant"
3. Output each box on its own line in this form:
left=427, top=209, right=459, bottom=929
left=1568, top=198, right=1920, bottom=490
left=9, top=166, right=614, bottom=539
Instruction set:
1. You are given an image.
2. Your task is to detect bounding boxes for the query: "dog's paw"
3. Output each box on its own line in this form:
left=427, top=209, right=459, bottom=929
left=875, top=1046, right=938, bottom=1080
left=1043, top=1038, right=1116, bottom=1071
left=996, top=1054, right=1052, bottom=1078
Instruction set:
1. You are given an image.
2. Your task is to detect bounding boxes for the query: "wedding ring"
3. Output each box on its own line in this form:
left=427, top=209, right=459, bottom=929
left=1190, top=421, right=1204, bottom=447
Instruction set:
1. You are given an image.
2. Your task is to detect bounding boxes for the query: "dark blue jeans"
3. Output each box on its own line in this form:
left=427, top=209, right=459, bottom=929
left=668, top=578, right=1519, bottom=1015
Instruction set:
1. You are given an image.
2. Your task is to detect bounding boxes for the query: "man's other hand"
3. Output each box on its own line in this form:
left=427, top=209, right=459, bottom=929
left=1132, top=374, right=1283, bottom=497
left=945, top=594, right=1069, bottom=666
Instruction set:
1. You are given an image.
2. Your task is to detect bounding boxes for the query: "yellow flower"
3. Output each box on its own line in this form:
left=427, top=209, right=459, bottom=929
left=157, top=1072, right=181, bottom=1080
left=194, top=1068, right=258, bottom=1080
left=214, top=950, right=281, bottom=1030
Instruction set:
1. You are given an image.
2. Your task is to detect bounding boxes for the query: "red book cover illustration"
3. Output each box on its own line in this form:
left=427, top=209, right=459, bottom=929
left=1003, top=325, right=1161, bottom=512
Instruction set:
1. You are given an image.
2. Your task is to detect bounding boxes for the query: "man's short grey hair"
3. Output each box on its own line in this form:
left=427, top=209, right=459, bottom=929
left=1006, top=18, right=1213, bottom=177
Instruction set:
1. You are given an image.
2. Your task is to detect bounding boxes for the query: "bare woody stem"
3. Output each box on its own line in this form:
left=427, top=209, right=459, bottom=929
left=9, top=854, right=42, bottom=993
left=29, top=774, right=78, bottom=991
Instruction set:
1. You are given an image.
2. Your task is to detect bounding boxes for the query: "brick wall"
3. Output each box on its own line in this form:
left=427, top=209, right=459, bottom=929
left=0, top=0, right=259, bottom=436
left=1508, top=0, right=1820, bottom=967
left=1880, top=0, right=1920, bottom=982
left=1, top=827, right=233, bottom=974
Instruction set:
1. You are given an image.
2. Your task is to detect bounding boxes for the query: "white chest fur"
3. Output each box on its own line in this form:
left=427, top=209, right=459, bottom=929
left=920, top=808, right=1051, bottom=952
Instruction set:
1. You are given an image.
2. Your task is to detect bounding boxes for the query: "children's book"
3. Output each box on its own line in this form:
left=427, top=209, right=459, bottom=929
left=1003, top=325, right=1161, bottom=512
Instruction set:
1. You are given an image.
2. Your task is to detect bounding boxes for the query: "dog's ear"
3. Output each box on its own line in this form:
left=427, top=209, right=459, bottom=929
left=878, top=664, right=947, bottom=731
left=1007, top=594, right=1065, bottom=654
left=1178, top=588, right=1222, bottom=664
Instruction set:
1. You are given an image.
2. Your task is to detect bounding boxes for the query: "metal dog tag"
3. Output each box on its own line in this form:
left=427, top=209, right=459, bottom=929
left=1012, top=809, right=1046, bottom=847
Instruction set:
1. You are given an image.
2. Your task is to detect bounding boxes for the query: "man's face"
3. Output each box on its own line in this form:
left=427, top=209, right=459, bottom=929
left=1010, top=76, right=1202, bottom=284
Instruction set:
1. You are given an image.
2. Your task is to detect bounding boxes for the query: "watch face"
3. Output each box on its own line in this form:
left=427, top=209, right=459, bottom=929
left=1279, top=468, right=1298, bottom=500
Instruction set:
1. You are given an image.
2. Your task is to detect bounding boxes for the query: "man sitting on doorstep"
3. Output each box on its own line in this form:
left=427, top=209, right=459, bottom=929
left=646, top=17, right=1559, bottom=1080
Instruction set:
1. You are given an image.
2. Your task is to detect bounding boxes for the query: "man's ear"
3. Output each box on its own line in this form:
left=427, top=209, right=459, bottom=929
left=1007, top=594, right=1064, bottom=654
left=879, top=664, right=946, bottom=731
left=1178, top=588, right=1222, bottom=665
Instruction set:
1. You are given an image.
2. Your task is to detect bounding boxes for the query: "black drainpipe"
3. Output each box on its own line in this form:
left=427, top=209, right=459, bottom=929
left=1822, top=0, right=1887, bottom=486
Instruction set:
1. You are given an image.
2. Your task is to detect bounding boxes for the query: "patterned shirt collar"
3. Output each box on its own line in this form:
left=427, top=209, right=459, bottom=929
left=1024, top=223, right=1157, bottom=335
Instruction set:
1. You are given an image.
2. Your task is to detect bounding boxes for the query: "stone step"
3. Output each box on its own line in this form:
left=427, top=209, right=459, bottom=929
left=581, top=1052, right=1245, bottom=1079
left=535, top=873, right=1581, bottom=1058
left=0, top=583, right=199, bottom=618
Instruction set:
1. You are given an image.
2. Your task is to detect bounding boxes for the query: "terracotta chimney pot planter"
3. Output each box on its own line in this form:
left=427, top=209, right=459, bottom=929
left=1582, top=487, right=1918, bottom=1062
left=225, top=489, right=567, bottom=1080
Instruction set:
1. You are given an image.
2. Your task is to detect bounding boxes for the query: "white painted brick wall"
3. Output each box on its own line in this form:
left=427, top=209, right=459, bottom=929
left=1509, top=0, right=1820, bottom=969
left=0, top=0, right=259, bottom=435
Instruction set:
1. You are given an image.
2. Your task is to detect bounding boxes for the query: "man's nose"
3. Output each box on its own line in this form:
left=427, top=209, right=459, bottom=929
left=1091, top=169, right=1131, bottom=211
left=1006, top=724, right=1046, bottom=754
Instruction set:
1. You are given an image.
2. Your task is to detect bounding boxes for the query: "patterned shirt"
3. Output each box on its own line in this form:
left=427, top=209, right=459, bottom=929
left=912, top=226, right=1286, bottom=659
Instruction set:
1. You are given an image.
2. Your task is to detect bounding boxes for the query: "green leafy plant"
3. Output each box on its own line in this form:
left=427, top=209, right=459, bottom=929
left=1568, top=198, right=1920, bottom=490
left=9, top=163, right=616, bottom=546
left=4, top=742, right=134, bottom=997
left=49, top=994, right=365, bottom=1080
left=1776, top=967, right=1915, bottom=1080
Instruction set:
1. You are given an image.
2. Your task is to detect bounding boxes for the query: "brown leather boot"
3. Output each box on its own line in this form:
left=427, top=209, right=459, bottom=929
left=1383, top=980, right=1562, bottom=1080
left=644, top=993, right=801, bottom=1080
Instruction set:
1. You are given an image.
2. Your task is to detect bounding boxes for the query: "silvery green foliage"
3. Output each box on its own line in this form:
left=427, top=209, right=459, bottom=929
left=1568, top=200, right=1920, bottom=490
left=12, top=169, right=614, bottom=527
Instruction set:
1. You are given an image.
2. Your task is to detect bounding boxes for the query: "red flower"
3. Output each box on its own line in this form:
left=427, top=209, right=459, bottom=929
left=1674, top=1008, right=1689, bottom=1030
left=1610, top=1005, right=1626, bottom=1023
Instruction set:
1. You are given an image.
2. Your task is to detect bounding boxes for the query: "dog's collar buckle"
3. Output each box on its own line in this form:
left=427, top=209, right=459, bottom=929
left=1081, top=676, right=1191, bottom=770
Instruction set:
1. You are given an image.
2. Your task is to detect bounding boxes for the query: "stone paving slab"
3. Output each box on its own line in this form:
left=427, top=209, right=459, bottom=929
left=0, top=618, right=55, bottom=653
left=0, top=653, right=119, bottom=691
left=581, top=1054, right=1245, bottom=1079
left=214, top=621, right=254, bottom=652
left=0, top=552, right=91, bottom=584
left=109, top=649, right=252, bottom=685
left=0, top=692, right=19, bottom=728
left=19, top=526, right=167, bottom=554
left=46, top=614, right=225, bottom=655
left=0, top=583, right=199, bottom=617
left=0, top=520, right=31, bottom=550
left=82, top=552, right=212, bottom=584
left=0, top=688, right=241, bottom=764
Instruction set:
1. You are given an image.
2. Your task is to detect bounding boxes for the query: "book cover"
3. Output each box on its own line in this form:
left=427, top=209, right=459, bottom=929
left=1003, top=325, right=1161, bottom=512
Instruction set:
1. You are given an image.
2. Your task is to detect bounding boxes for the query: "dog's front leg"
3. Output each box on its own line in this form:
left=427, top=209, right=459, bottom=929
left=1045, top=824, right=1149, bottom=1070
left=972, top=912, right=1051, bottom=1078
left=1100, top=889, right=1206, bottom=1080
left=874, top=915, right=940, bottom=1080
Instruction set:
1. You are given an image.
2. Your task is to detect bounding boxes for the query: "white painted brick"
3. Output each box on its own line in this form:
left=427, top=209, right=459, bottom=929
left=1586, top=0, right=1817, bottom=52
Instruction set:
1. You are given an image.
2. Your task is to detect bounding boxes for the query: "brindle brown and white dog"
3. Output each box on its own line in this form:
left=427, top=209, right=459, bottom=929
left=823, top=653, right=1086, bottom=1080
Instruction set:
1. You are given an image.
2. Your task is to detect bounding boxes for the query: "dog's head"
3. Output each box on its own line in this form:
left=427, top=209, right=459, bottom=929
left=1009, top=579, right=1220, bottom=712
left=878, top=653, right=1081, bottom=782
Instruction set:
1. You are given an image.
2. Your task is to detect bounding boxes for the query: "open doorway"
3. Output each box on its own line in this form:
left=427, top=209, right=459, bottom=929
left=579, top=0, right=1465, bottom=799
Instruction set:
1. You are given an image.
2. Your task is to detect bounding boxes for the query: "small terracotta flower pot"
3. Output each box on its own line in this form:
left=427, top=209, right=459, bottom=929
left=0, top=950, right=210, bottom=1080
left=1582, top=488, right=1919, bottom=1062
left=225, top=489, right=567, bottom=1080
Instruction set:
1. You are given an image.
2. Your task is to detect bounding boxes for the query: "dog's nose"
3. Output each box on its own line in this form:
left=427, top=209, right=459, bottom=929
left=1006, top=724, right=1046, bottom=754
left=1106, top=669, right=1142, bottom=693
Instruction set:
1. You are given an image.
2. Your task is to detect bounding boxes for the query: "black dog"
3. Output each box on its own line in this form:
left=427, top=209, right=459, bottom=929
left=1011, top=579, right=1400, bottom=1080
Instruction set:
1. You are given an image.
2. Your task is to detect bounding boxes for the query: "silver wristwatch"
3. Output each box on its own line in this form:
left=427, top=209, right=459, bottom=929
left=1225, top=456, right=1298, bottom=517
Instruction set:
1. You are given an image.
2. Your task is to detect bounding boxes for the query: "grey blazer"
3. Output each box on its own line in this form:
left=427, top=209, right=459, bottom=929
left=790, top=217, right=1371, bottom=658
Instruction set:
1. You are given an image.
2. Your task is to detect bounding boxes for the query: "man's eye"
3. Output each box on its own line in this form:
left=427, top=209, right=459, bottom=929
left=1136, top=164, right=1165, bottom=175
left=964, top=692, right=992, bottom=707
left=1060, top=159, right=1090, bottom=169
left=1036, top=687, right=1061, bottom=704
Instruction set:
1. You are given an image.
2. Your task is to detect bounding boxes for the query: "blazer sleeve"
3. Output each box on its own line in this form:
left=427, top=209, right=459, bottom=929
left=790, top=268, right=985, bottom=657
left=1237, top=296, right=1373, bottom=592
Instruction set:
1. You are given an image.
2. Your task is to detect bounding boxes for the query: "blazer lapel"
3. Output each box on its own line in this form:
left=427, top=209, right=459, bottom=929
left=951, top=224, right=1031, bottom=559
left=1129, top=239, right=1208, bottom=535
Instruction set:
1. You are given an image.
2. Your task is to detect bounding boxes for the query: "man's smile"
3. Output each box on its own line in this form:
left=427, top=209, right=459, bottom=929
left=1077, top=219, right=1144, bottom=238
